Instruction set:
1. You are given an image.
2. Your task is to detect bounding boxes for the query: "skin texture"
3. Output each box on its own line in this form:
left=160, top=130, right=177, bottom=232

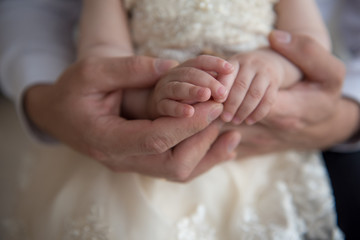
left=123, top=55, right=234, bottom=120
left=232, top=31, right=359, bottom=159
left=148, top=55, right=233, bottom=119
left=220, top=48, right=301, bottom=125
left=24, top=31, right=359, bottom=181
left=24, top=56, right=240, bottom=182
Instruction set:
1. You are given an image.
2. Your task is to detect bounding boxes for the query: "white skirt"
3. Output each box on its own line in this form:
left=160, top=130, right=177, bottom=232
left=1, top=144, right=342, bottom=240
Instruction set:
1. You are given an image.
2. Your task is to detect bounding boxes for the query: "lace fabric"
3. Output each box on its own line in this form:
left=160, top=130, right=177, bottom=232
left=124, top=0, right=278, bottom=61
left=1, top=146, right=343, bottom=239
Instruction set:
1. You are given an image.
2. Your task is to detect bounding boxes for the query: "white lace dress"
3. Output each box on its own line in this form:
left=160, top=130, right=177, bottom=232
left=2, top=0, right=343, bottom=239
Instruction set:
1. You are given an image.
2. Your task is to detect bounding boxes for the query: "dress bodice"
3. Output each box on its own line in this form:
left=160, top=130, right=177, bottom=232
left=124, top=0, right=278, bottom=61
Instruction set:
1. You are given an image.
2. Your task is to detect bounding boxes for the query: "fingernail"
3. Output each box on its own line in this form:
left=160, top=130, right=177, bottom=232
left=208, top=105, right=223, bottom=123
left=224, top=62, right=234, bottom=71
left=245, top=118, right=255, bottom=125
left=273, top=30, right=291, bottom=44
left=228, top=134, right=241, bottom=153
left=154, top=59, right=178, bottom=74
left=222, top=112, right=233, bottom=122
left=232, top=117, right=242, bottom=125
left=184, top=106, right=195, bottom=117
left=217, top=86, right=227, bottom=98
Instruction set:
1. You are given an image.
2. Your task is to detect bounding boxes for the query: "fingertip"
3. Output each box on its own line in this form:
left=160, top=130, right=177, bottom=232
left=245, top=118, right=256, bottom=125
left=197, top=88, right=211, bottom=102
left=214, top=86, right=228, bottom=102
left=227, top=151, right=237, bottom=161
left=270, top=30, right=292, bottom=45
left=221, top=111, right=233, bottom=122
left=232, top=116, right=243, bottom=125
left=184, top=106, right=195, bottom=118
left=223, top=61, right=235, bottom=73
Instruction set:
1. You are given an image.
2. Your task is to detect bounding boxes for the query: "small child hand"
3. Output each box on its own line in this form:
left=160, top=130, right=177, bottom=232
left=148, top=55, right=234, bottom=119
left=221, top=50, right=284, bottom=125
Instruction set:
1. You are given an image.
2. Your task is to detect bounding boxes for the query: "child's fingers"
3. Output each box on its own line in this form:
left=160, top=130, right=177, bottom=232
left=180, top=55, right=234, bottom=75
left=167, top=67, right=228, bottom=102
left=217, top=60, right=239, bottom=94
left=245, top=84, right=278, bottom=125
left=221, top=67, right=255, bottom=122
left=157, top=99, right=195, bottom=118
left=161, top=82, right=211, bottom=103
left=231, top=74, right=270, bottom=125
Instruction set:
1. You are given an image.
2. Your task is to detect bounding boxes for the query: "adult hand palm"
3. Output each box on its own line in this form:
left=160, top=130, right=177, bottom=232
left=25, top=56, right=240, bottom=182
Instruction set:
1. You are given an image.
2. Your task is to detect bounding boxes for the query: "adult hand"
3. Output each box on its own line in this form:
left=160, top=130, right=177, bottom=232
left=232, top=30, right=359, bottom=158
left=265, top=30, right=345, bottom=128
left=25, top=56, right=241, bottom=181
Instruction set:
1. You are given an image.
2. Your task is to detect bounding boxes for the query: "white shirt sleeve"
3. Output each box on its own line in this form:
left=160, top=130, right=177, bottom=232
left=0, top=0, right=81, bottom=142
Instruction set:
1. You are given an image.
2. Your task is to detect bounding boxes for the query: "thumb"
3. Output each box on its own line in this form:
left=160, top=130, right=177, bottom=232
left=83, top=56, right=178, bottom=91
left=269, top=30, right=345, bottom=86
left=114, top=101, right=224, bottom=156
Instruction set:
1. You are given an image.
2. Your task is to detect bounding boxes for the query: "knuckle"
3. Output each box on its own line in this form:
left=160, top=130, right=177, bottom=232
left=171, top=82, right=183, bottom=94
left=182, top=67, right=198, bottom=78
left=249, top=87, right=263, bottom=100
left=233, top=78, right=249, bottom=91
left=178, top=67, right=202, bottom=83
left=166, top=82, right=185, bottom=99
left=262, top=92, right=276, bottom=106
left=142, top=133, right=172, bottom=154
left=125, top=56, right=147, bottom=75
left=262, top=65, right=275, bottom=77
left=163, top=82, right=175, bottom=95
left=244, top=55, right=262, bottom=66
